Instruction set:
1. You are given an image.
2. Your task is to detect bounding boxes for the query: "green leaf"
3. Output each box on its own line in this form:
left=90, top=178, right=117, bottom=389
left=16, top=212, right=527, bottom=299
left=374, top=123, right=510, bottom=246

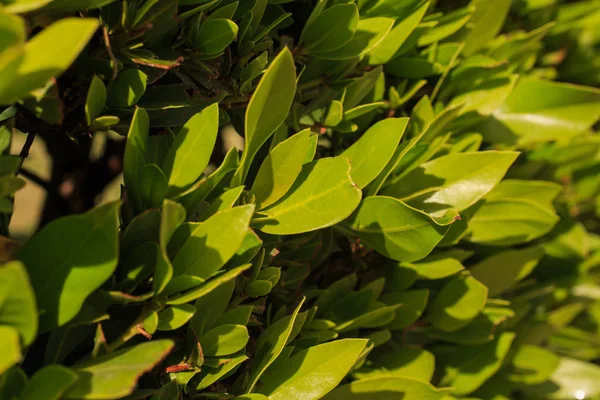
left=195, top=19, right=238, bottom=54
left=167, top=263, right=251, bottom=305
left=199, top=186, right=244, bottom=221
left=508, top=345, right=560, bottom=385
left=139, top=164, right=168, bottom=209
left=180, top=147, right=239, bottom=216
left=380, top=289, right=429, bottom=330
left=0, top=261, right=37, bottom=345
left=465, top=199, right=559, bottom=246
left=486, top=78, right=600, bottom=144
left=401, top=255, right=465, bottom=280
left=123, top=107, right=149, bottom=212
left=527, top=357, right=600, bottom=399
left=316, top=18, right=395, bottom=60
left=157, top=304, right=196, bottom=331
left=368, top=0, right=430, bottom=65
left=438, top=332, right=515, bottom=396
left=150, top=381, right=179, bottom=400
left=358, top=347, right=435, bottom=382
left=257, top=339, right=368, bottom=400
left=343, top=67, right=382, bottom=110
left=0, top=12, right=25, bottom=51
left=40, top=0, right=117, bottom=12
left=154, top=199, right=186, bottom=294
left=429, top=275, right=488, bottom=332
left=302, top=4, right=359, bottom=54
left=251, top=129, right=311, bottom=209
left=233, top=48, right=297, bottom=185
left=172, top=205, right=254, bottom=279
left=253, top=157, right=361, bottom=235
left=64, top=340, right=174, bottom=399
left=20, top=365, right=78, bottom=400
left=0, top=326, right=20, bottom=375
left=418, top=6, right=474, bottom=46
left=85, top=76, right=106, bottom=126
left=342, top=118, right=408, bottom=188
left=485, top=179, right=562, bottom=211
left=162, top=103, right=220, bottom=195
left=383, top=151, right=519, bottom=218
left=201, top=324, right=249, bottom=356
left=463, top=0, right=512, bottom=55
left=247, top=298, right=305, bottom=392
left=107, top=68, right=148, bottom=108
left=322, top=376, right=444, bottom=400
left=470, top=247, right=544, bottom=297
left=0, top=18, right=99, bottom=105
left=18, top=202, right=120, bottom=332
left=194, top=354, right=248, bottom=390
left=348, top=196, right=449, bottom=262
left=190, top=278, right=234, bottom=337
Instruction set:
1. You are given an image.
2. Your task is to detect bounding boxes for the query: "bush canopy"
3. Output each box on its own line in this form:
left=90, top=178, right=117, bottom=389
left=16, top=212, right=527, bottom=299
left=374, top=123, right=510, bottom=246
left=0, top=0, right=599, bottom=399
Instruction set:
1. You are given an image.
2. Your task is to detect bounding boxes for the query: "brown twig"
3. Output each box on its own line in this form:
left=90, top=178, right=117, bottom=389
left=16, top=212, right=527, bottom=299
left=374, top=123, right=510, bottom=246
left=103, top=26, right=118, bottom=80
left=19, top=132, right=37, bottom=160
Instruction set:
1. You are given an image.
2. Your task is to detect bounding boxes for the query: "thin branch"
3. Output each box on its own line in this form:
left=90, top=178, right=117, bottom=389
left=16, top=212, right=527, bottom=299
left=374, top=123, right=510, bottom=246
left=103, top=26, right=118, bottom=80
left=19, top=168, right=51, bottom=191
left=19, top=132, right=37, bottom=160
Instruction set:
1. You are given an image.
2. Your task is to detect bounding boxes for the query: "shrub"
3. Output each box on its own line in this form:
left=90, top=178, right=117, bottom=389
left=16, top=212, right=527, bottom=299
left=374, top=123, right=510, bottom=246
left=0, top=0, right=599, bottom=399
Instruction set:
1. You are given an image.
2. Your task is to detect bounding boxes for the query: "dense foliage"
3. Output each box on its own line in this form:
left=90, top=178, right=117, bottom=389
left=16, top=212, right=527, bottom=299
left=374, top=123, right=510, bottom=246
left=1, top=0, right=600, bottom=399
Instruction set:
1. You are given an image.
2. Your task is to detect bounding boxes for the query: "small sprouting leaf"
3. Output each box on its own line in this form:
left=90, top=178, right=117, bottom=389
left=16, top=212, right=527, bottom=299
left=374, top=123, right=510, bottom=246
left=348, top=196, right=449, bottom=262
left=18, top=202, right=120, bottom=332
left=342, top=118, right=408, bottom=188
left=233, top=48, right=297, bottom=185
left=257, top=339, right=368, bottom=400
left=107, top=68, right=148, bottom=108
left=64, top=340, right=174, bottom=399
left=194, top=19, right=238, bottom=55
left=429, top=275, right=488, bottom=332
left=302, top=4, right=359, bottom=54
left=250, top=129, right=311, bottom=209
left=85, top=75, right=106, bottom=126
left=161, top=103, right=220, bottom=196
left=253, top=157, right=361, bottom=235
